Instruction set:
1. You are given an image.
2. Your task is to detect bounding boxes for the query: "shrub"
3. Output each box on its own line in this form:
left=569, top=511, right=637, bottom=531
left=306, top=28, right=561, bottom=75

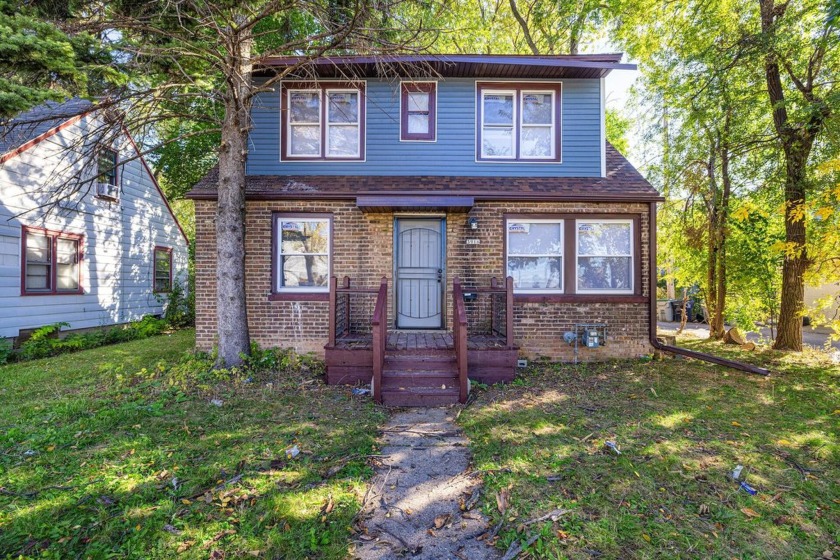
left=19, top=322, right=69, bottom=360
left=0, top=338, right=13, bottom=365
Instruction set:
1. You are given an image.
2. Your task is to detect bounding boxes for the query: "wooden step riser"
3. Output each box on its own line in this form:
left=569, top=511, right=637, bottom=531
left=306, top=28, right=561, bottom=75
left=381, top=377, right=458, bottom=389
left=381, top=392, right=461, bottom=407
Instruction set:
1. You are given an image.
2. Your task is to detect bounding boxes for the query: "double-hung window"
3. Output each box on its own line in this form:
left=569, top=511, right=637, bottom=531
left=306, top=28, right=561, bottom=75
left=154, top=247, right=172, bottom=293
left=506, top=220, right=563, bottom=292
left=22, top=227, right=82, bottom=295
left=576, top=220, right=634, bottom=294
left=283, top=82, right=365, bottom=161
left=401, top=82, right=436, bottom=141
left=477, top=83, right=561, bottom=162
left=274, top=215, right=331, bottom=292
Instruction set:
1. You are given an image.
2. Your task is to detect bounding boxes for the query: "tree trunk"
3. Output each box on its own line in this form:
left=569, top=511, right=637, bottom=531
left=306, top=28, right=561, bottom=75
left=773, top=149, right=808, bottom=351
left=215, top=24, right=254, bottom=367
left=712, top=139, right=732, bottom=340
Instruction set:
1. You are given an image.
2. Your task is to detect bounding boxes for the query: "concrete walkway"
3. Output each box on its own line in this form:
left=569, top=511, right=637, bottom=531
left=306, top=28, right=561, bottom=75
left=352, top=408, right=500, bottom=560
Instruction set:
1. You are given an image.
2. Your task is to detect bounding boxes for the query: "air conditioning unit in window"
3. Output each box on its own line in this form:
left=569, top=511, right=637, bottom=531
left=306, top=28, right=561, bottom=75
left=96, top=182, right=120, bottom=201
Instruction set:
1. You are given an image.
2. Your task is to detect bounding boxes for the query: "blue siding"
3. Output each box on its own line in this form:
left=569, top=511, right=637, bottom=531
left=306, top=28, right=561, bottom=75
left=246, top=78, right=602, bottom=177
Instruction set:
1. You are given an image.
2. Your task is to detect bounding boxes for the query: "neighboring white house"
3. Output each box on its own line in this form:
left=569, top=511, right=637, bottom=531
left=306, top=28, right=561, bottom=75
left=0, top=99, right=189, bottom=342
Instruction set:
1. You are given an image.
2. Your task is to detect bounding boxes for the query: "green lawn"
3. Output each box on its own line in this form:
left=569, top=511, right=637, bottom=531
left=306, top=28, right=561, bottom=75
left=460, top=337, right=839, bottom=559
left=0, top=330, right=385, bottom=559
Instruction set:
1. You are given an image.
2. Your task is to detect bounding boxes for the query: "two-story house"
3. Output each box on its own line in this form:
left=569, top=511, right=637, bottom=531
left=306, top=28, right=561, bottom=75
left=0, top=99, right=189, bottom=344
left=187, top=54, right=663, bottom=405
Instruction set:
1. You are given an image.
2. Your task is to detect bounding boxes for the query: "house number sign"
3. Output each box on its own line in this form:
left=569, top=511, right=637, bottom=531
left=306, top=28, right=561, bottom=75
left=466, top=238, right=481, bottom=245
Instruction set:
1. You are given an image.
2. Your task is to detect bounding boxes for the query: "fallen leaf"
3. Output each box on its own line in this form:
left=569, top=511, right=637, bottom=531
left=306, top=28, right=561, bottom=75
left=321, top=494, right=335, bottom=515
left=46, top=445, right=55, bottom=452
left=642, top=533, right=651, bottom=542
left=181, top=499, right=192, bottom=505
left=433, top=513, right=451, bottom=529
left=740, top=507, right=761, bottom=518
left=176, top=540, right=195, bottom=553
left=731, top=421, right=742, bottom=427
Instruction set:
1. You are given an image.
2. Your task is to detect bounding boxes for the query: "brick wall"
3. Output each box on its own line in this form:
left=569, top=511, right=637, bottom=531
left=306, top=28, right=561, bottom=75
left=193, top=199, right=653, bottom=360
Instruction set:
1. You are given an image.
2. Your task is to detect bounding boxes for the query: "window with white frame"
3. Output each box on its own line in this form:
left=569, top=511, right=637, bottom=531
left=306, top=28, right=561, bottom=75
left=506, top=219, right=563, bottom=291
left=576, top=220, right=633, bottom=293
left=275, top=216, right=330, bottom=291
left=284, top=84, right=363, bottom=160
left=481, top=90, right=516, bottom=158
left=477, top=83, right=560, bottom=161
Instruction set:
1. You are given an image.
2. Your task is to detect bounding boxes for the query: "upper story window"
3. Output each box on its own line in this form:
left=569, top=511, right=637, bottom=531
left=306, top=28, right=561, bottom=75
left=476, top=82, right=561, bottom=162
left=273, top=214, right=331, bottom=292
left=96, top=148, right=120, bottom=200
left=281, top=82, right=365, bottom=161
left=401, top=82, right=436, bottom=141
left=576, top=220, right=634, bottom=294
left=154, top=247, right=173, bottom=293
left=22, top=226, right=83, bottom=295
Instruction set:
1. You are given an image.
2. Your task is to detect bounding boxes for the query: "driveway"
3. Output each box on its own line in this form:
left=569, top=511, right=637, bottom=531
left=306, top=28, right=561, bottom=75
left=657, top=321, right=840, bottom=351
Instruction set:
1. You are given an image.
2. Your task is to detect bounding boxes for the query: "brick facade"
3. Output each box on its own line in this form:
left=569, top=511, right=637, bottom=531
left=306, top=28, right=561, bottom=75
left=194, top=199, right=653, bottom=361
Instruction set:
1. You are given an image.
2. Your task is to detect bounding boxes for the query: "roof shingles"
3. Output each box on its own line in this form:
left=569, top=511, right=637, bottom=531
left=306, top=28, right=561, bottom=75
left=186, top=144, right=662, bottom=202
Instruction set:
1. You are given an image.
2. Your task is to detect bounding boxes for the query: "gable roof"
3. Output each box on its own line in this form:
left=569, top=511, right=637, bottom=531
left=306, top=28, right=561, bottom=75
left=257, top=53, right=635, bottom=80
left=0, top=98, right=94, bottom=163
left=0, top=99, right=189, bottom=243
left=186, top=143, right=662, bottom=202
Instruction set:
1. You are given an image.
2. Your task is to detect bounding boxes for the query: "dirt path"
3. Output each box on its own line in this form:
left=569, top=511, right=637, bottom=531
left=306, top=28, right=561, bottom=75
left=351, top=408, right=500, bottom=560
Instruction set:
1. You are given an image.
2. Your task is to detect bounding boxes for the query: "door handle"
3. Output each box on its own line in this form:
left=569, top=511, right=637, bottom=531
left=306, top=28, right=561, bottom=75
left=437, top=269, right=443, bottom=283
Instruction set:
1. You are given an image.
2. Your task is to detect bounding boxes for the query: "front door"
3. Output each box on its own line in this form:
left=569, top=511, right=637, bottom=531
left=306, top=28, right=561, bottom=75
left=395, top=218, right=444, bottom=329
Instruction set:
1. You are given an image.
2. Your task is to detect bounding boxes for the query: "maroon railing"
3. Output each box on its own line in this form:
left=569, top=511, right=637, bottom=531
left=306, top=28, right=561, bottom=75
left=464, top=276, right=515, bottom=348
left=371, top=277, right=388, bottom=403
left=452, top=277, right=469, bottom=404
left=327, top=276, right=380, bottom=347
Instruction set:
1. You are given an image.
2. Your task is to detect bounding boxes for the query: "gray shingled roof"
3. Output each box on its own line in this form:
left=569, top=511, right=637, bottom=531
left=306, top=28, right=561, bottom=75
left=186, top=144, right=662, bottom=202
left=0, top=98, right=93, bottom=156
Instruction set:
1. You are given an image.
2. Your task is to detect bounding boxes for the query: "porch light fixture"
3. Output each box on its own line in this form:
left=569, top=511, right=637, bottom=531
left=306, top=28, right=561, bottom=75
left=467, top=217, right=479, bottom=230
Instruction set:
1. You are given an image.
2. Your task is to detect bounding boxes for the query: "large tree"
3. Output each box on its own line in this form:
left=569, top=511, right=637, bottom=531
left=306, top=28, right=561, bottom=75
left=756, top=0, right=838, bottom=350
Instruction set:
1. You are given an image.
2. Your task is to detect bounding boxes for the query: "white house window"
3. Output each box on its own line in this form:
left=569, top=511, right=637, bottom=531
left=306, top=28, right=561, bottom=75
left=326, top=90, right=360, bottom=157
left=576, top=220, right=633, bottom=293
left=506, top=219, right=563, bottom=292
left=276, top=216, right=330, bottom=291
left=520, top=91, right=555, bottom=159
left=22, top=227, right=82, bottom=295
left=401, top=82, right=437, bottom=141
left=288, top=90, right=321, bottom=156
left=481, top=91, right=515, bottom=158
left=477, top=83, right=561, bottom=162
left=283, top=83, right=365, bottom=161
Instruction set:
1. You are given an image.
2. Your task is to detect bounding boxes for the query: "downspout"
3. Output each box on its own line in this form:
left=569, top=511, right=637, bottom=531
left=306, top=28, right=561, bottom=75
left=648, top=202, right=770, bottom=376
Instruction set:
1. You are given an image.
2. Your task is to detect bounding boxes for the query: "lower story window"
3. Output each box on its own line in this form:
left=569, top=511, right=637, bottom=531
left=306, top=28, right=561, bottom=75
left=154, top=247, right=173, bottom=293
left=275, top=215, right=330, bottom=292
left=23, top=227, right=81, bottom=294
left=506, top=219, right=563, bottom=292
left=576, top=220, right=633, bottom=293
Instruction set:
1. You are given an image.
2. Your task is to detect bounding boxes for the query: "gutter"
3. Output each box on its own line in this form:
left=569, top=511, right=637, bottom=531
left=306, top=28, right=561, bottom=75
left=648, top=202, right=771, bottom=376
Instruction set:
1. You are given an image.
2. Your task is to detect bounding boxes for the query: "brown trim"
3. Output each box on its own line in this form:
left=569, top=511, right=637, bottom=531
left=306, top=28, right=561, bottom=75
left=271, top=212, right=333, bottom=295
left=20, top=226, right=84, bottom=296
left=280, top=81, right=366, bottom=162
left=0, top=112, right=90, bottom=164
left=188, top=191, right=665, bottom=203
left=476, top=82, right=562, bottom=163
left=153, top=246, right=173, bottom=293
left=400, top=82, right=436, bottom=141
left=503, top=213, right=643, bottom=298
left=268, top=292, right=329, bottom=302
left=515, top=294, right=647, bottom=304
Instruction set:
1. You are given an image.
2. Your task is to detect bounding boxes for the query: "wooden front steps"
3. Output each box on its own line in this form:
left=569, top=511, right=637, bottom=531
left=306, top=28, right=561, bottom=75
left=380, top=348, right=460, bottom=406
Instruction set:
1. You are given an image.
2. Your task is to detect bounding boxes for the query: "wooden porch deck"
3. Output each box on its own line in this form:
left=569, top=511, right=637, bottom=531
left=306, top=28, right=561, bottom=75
left=324, top=276, right=518, bottom=405
left=331, top=331, right=510, bottom=352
